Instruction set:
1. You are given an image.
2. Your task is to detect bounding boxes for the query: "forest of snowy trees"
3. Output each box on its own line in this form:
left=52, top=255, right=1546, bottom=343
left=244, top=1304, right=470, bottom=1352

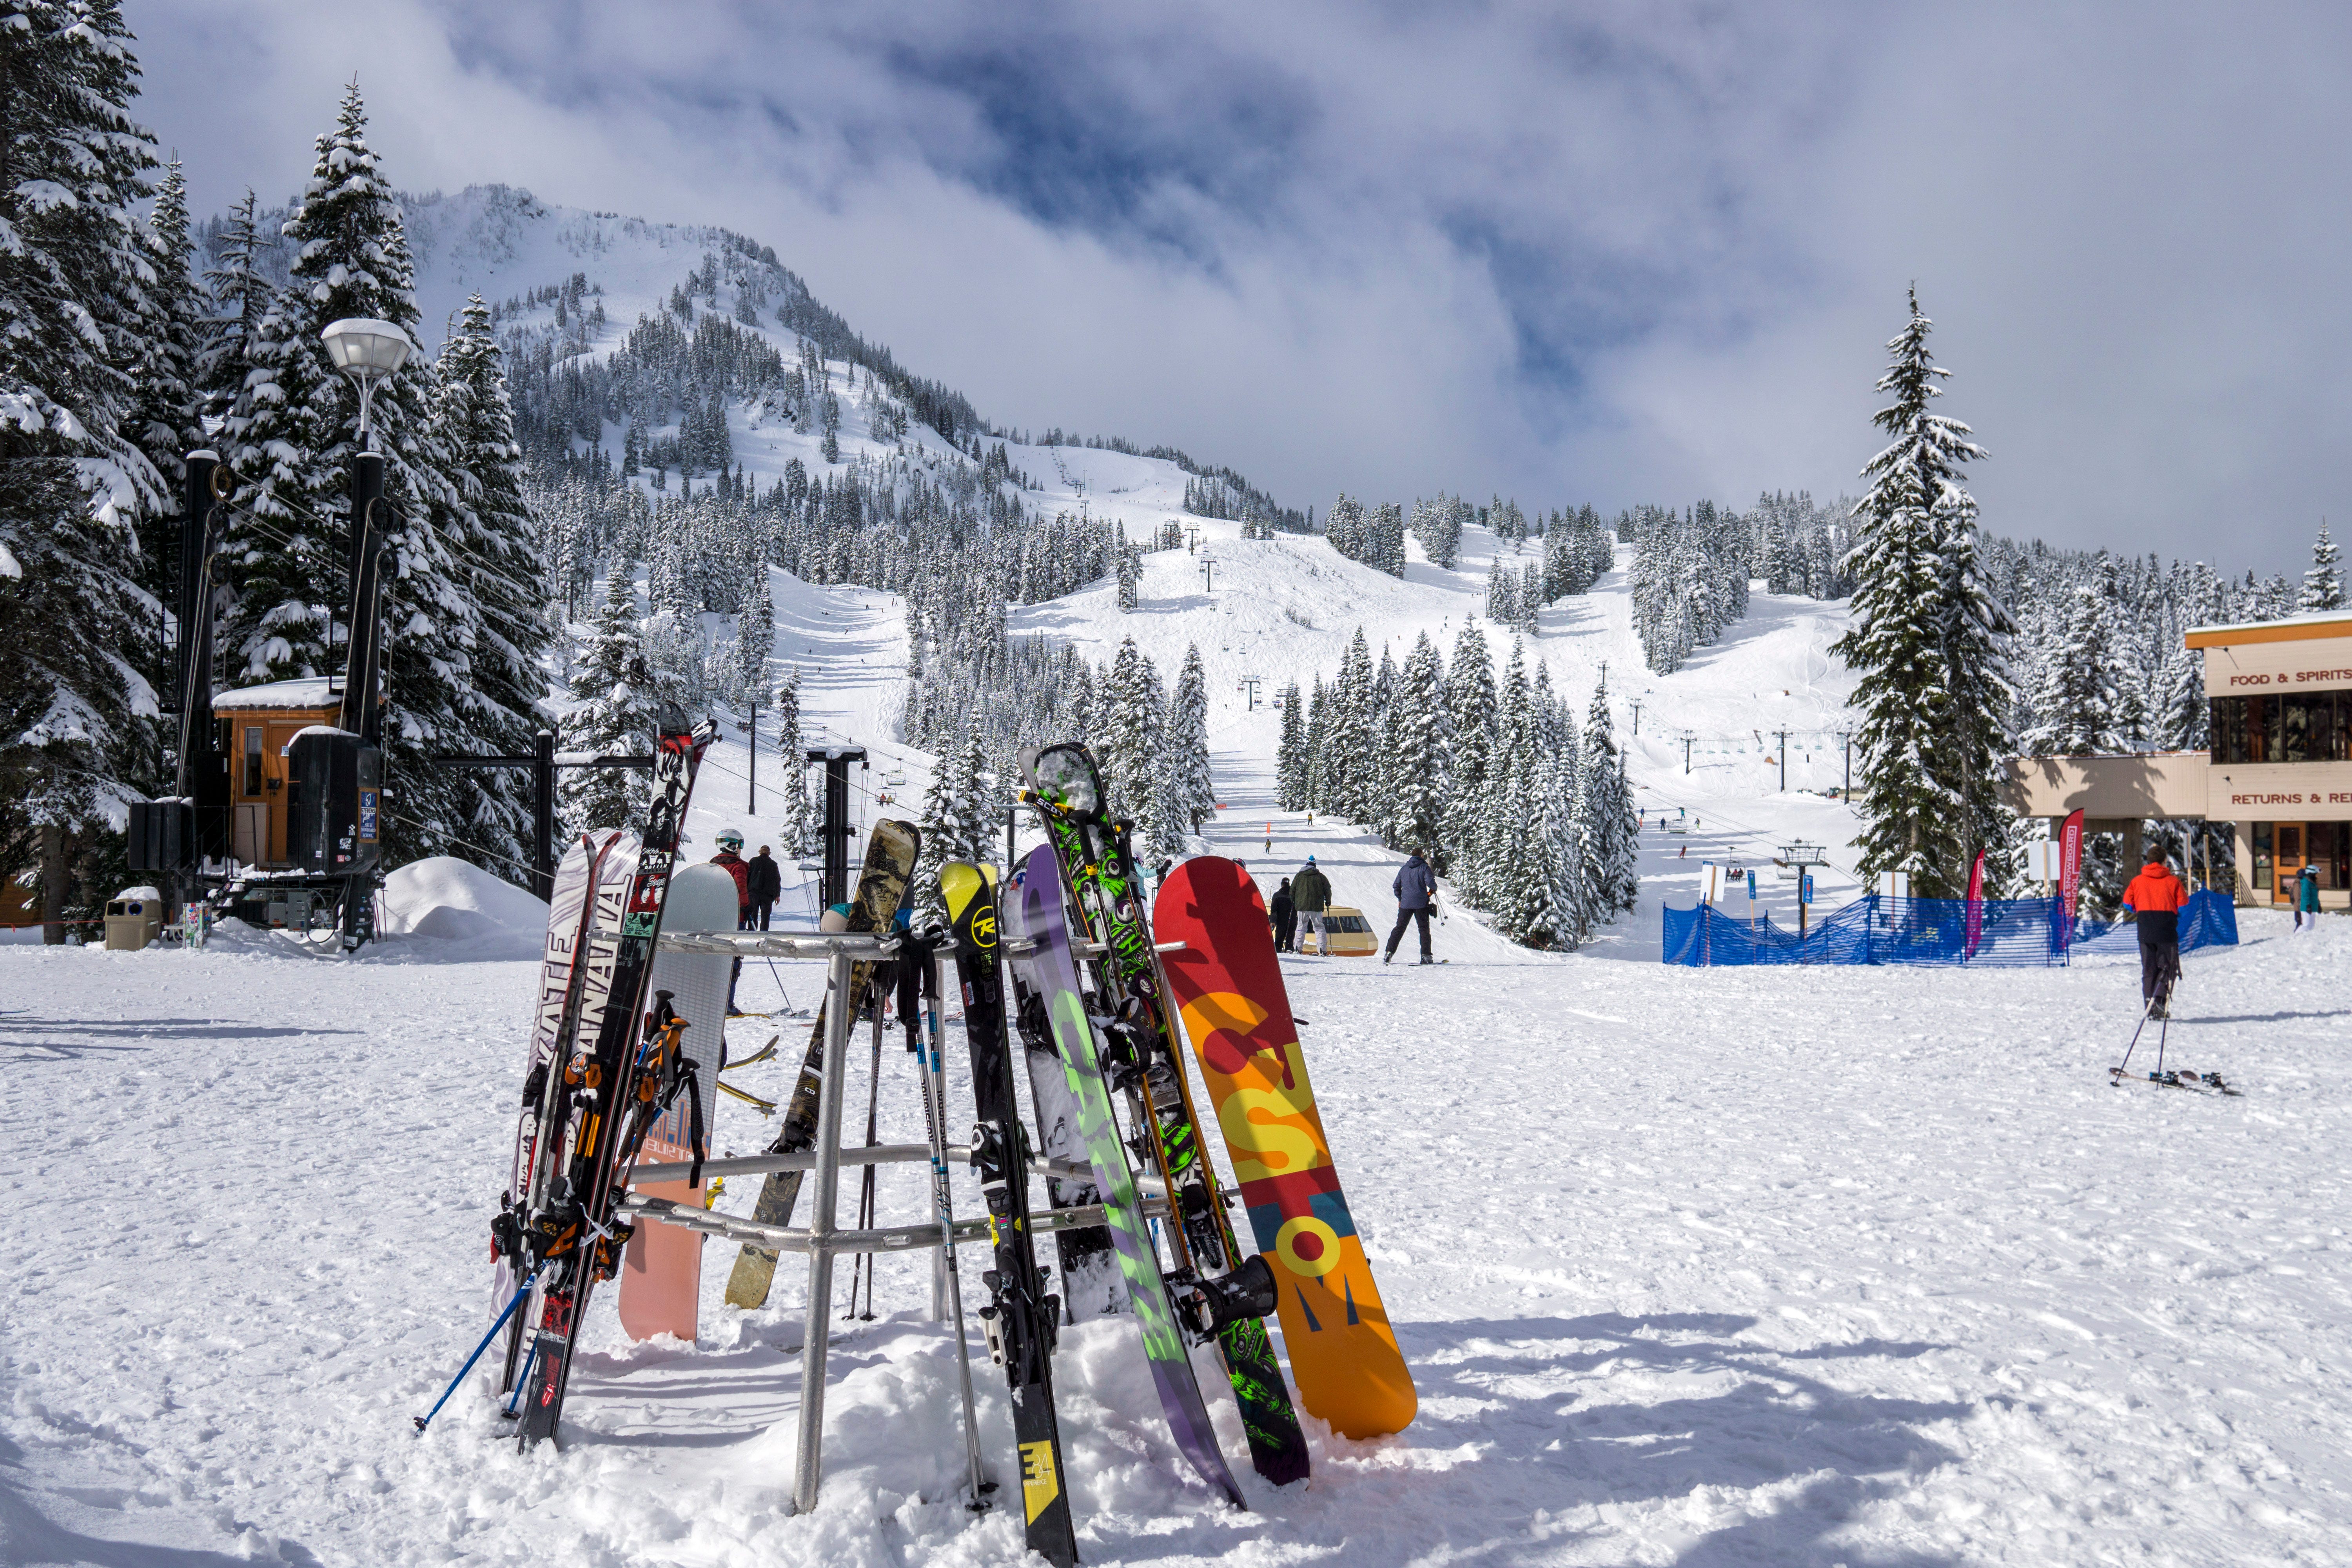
left=0, top=14, right=550, bottom=929
left=1277, top=625, right=1639, bottom=949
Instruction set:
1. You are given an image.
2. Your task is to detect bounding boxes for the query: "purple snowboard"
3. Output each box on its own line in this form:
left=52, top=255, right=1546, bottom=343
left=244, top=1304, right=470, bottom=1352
left=1009, top=848, right=1246, bottom=1509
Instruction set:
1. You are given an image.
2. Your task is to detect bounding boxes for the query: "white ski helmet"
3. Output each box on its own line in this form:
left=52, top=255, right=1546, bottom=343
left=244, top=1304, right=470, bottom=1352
left=716, top=827, right=746, bottom=851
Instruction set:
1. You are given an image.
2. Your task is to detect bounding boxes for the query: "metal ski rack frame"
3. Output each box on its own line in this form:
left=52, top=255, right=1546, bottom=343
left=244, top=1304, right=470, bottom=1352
left=641, top=925, right=1172, bottom=1517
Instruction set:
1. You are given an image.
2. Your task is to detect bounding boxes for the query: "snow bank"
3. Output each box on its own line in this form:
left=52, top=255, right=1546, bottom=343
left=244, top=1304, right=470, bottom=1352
left=378, top=855, right=548, bottom=958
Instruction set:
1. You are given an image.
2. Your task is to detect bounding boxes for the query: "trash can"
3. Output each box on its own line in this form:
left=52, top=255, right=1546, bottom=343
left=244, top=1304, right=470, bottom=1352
left=104, top=886, right=164, bottom=951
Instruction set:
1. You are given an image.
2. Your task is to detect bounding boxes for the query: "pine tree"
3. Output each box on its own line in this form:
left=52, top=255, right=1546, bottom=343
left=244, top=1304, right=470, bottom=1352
left=0, top=0, right=166, bottom=937
left=129, top=157, right=204, bottom=613
left=2301, top=523, right=2344, bottom=612
left=913, top=718, right=987, bottom=919
left=1116, top=523, right=1139, bottom=612
left=222, top=84, right=450, bottom=689
left=1325, top=628, right=1375, bottom=823
left=1165, top=644, right=1214, bottom=832
left=559, top=561, right=656, bottom=833
left=771, top=667, right=814, bottom=854
left=1439, top=623, right=1495, bottom=884
left=1275, top=681, right=1307, bottom=809
left=1578, top=682, right=1639, bottom=918
left=1388, top=633, right=1447, bottom=855
left=735, top=571, right=774, bottom=701
left=2022, top=581, right=2123, bottom=756
left=1544, top=688, right=1588, bottom=946
left=434, top=293, right=548, bottom=878
left=196, top=189, right=271, bottom=424
left=1098, top=638, right=1163, bottom=822
left=1831, top=288, right=2011, bottom=897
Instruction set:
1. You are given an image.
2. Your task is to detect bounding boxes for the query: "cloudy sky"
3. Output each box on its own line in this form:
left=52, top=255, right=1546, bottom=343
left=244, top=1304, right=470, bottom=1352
left=140, top=2, right=2349, bottom=575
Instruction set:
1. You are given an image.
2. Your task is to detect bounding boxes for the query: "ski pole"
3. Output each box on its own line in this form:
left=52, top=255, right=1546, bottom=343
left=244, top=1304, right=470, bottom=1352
left=917, top=947, right=989, bottom=1506
left=415, top=1272, right=536, bottom=1434
left=503, top=1338, right=540, bottom=1419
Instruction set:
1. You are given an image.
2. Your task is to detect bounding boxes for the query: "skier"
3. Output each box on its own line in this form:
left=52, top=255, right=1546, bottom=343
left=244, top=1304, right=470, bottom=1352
left=2120, top=853, right=2189, bottom=1018
left=1292, top=855, right=1333, bottom=956
left=1270, top=877, right=1297, bottom=952
left=748, top=844, right=782, bottom=931
left=1264, top=822, right=1273, bottom=853
left=713, top=828, right=752, bottom=1013
left=711, top=829, right=753, bottom=926
left=1383, top=850, right=1437, bottom=965
left=2294, top=864, right=2321, bottom=931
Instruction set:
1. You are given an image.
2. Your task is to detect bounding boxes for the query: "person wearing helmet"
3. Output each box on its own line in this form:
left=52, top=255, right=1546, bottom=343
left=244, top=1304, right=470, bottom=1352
left=712, top=828, right=752, bottom=923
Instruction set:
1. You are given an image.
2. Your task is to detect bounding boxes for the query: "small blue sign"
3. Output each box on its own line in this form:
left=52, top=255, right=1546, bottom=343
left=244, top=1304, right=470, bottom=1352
left=1746, top=869, right=1757, bottom=899
left=1800, top=872, right=1814, bottom=903
left=359, top=788, right=379, bottom=842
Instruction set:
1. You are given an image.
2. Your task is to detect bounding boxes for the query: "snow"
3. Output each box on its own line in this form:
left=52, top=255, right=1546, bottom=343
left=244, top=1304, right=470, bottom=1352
left=377, top=854, right=550, bottom=957
left=15, top=392, right=2336, bottom=1557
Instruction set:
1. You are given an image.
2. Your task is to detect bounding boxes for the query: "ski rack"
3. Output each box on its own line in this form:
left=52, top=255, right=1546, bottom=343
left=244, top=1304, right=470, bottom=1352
left=637, top=926, right=1172, bottom=1516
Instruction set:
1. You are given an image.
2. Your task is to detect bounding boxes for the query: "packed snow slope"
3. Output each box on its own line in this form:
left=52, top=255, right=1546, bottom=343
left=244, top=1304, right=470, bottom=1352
left=5, top=860, right=2347, bottom=1564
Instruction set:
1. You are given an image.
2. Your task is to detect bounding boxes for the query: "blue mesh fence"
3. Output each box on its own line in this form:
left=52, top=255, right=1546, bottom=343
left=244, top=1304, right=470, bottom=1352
left=1661, top=889, right=2237, bottom=967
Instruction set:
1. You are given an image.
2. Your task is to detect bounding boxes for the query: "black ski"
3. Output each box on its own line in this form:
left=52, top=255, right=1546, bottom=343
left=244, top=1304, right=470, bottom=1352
left=504, top=715, right=716, bottom=1450
left=943, top=861, right=1079, bottom=1566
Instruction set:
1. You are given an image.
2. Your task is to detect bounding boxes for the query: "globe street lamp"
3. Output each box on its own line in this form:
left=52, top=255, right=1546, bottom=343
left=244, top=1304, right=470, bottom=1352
left=319, top=317, right=413, bottom=449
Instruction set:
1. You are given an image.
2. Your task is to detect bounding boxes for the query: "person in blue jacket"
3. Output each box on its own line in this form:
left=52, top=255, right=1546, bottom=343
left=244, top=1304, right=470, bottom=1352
left=2296, top=864, right=2322, bottom=931
left=1385, top=850, right=1439, bottom=965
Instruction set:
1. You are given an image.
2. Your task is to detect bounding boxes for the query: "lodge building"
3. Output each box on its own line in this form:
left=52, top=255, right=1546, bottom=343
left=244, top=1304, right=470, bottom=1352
left=2002, top=610, right=2352, bottom=909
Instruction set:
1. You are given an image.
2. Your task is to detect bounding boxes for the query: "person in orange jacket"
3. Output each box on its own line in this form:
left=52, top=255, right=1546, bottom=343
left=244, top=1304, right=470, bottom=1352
left=2121, top=853, right=2189, bottom=1018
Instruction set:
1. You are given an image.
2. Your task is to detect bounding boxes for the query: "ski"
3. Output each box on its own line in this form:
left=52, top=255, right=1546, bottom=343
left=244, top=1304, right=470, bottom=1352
left=1020, top=744, right=1309, bottom=1487
left=496, top=828, right=620, bottom=1396
left=504, top=715, right=716, bottom=1450
left=1007, top=846, right=1245, bottom=1510
left=942, top=861, right=1079, bottom=1567
left=1156, top=855, right=1419, bottom=1439
left=2109, top=1066, right=2241, bottom=1096
left=723, top=818, right=922, bottom=1310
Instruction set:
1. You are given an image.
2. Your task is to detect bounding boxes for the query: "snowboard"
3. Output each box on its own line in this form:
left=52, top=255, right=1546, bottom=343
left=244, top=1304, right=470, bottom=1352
left=498, top=828, right=635, bottom=1398
left=1009, top=846, right=1246, bottom=1510
left=1022, top=744, right=1308, bottom=1486
left=509, top=717, right=716, bottom=1450
left=943, top=861, right=1079, bottom=1567
left=1004, top=911, right=1123, bottom=1324
left=1154, top=856, right=1417, bottom=1438
left=724, top=818, right=922, bottom=1310
left=616, top=860, right=735, bottom=1342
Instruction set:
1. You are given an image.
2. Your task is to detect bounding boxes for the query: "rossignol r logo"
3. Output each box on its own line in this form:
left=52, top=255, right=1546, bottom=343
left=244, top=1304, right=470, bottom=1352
left=971, top=909, right=998, bottom=948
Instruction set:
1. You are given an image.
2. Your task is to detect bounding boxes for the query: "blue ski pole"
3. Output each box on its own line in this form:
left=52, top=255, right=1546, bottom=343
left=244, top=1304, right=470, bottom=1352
left=414, top=1273, right=536, bottom=1434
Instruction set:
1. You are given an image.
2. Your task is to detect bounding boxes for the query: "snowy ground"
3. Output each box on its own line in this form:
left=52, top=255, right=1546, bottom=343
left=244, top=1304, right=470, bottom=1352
left=8, top=724, right=2352, bottom=1564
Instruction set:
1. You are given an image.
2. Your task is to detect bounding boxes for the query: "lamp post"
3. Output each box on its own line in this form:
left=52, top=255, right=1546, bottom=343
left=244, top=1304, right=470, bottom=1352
left=320, top=317, right=414, bottom=452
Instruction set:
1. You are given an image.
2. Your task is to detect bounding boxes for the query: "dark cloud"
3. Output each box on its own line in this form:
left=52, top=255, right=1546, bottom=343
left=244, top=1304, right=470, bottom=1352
left=132, top=0, right=2352, bottom=573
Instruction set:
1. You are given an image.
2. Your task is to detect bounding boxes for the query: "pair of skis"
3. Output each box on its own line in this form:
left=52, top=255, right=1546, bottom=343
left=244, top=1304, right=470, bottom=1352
left=2109, top=996, right=2242, bottom=1097
left=492, top=716, right=718, bottom=1450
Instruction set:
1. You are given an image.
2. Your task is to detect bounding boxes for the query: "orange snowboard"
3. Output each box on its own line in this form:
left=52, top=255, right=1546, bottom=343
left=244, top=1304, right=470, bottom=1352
left=1155, top=856, right=1417, bottom=1438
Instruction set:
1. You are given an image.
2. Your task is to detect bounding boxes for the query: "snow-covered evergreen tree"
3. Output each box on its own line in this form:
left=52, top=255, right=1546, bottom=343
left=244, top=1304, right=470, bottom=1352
left=1387, top=633, right=1446, bottom=855
left=1164, top=644, right=1214, bottom=832
left=1097, top=637, right=1163, bottom=823
left=771, top=666, right=814, bottom=853
left=913, top=718, right=987, bottom=919
left=734, top=571, right=774, bottom=702
left=1578, top=682, right=1639, bottom=918
left=129, top=158, right=204, bottom=611
left=2301, top=523, right=2344, bottom=612
left=221, top=85, right=452, bottom=690
left=1832, top=288, right=2012, bottom=898
left=1275, top=681, right=1307, bottom=809
left=434, top=293, right=549, bottom=877
left=0, top=0, right=165, bottom=935
left=1439, top=623, right=1495, bottom=884
left=2021, top=581, right=2123, bottom=757
left=1324, top=628, right=1376, bottom=823
left=559, top=560, right=655, bottom=833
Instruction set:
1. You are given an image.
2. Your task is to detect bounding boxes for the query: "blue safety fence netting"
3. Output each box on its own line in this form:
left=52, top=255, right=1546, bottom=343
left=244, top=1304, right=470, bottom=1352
left=1661, top=889, right=2238, bottom=967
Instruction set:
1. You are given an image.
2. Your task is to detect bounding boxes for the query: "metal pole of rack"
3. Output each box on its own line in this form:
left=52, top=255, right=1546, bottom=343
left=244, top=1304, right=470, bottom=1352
left=792, top=943, right=856, bottom=1515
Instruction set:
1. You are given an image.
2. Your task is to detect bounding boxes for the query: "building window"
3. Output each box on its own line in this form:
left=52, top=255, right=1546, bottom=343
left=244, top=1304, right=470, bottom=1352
left=243, top=726, right=264, bottom=796
left=2252, top=822, right=2272, bottom=891
left=2210, top=695, right=2293, bottom=764
left=2281, top=694, right=2340, bottom=763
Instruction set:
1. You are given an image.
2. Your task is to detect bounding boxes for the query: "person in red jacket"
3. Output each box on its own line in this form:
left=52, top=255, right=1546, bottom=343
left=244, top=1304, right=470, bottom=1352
left=2121, top=854, right=2189, bottom=1018
left=712, top=828, right=751, bottom=1013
